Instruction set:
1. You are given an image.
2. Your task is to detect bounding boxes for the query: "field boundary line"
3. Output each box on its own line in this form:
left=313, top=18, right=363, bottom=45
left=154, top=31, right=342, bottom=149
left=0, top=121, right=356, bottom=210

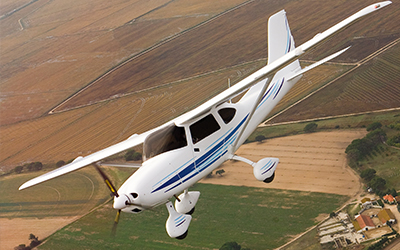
left=48, top=0, right=256, bottom=115
left=260, top=107, right=400, bottom=127
left=262, top=38, right=400, bottom=126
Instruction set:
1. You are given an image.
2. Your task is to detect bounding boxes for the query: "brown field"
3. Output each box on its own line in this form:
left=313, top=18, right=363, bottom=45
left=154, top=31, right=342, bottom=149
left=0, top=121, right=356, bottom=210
left=54, top=0, right=400, bottom=112
left=201, top=129, right=366, bottom=196
left=1, top=0, right=399, bottom=126
left=270, top=42, right=400, bottom=123
left=0, top=217, right=77, bottom=250
left=0, top=0, right=248, bottom=125
left=1, top=1, right=398, bottom=249
left=0, top=61, right=347, bottom=170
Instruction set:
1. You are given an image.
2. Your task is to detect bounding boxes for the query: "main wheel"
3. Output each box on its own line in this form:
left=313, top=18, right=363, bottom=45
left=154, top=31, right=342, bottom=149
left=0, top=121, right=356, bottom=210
left=186, top=207, right=195, bottom=215
left=175, top=230, right=188, bottom=240
left=263, top=172, right=275, bottom=183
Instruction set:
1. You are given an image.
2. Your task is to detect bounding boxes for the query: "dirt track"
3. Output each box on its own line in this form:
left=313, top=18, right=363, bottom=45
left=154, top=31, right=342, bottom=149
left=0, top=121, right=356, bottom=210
left=201, top=129, right=366, bottom=196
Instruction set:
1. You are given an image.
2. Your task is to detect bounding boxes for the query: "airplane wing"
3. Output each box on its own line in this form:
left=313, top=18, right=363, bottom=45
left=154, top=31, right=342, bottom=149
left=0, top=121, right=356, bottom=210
left=19, top=123, right=172, bottom=190
left=174, top=1, right=391, bottom=125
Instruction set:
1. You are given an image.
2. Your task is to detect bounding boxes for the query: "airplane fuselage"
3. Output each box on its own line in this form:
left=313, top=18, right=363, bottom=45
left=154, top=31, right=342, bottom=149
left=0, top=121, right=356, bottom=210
left=116, top=61, right=302, bottom=213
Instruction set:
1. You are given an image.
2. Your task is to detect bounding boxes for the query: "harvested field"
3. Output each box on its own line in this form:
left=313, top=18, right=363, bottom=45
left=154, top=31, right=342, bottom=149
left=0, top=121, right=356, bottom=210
left=0, top=0, right=248, bottom=125
left=269, top=42, right=400, bottom=123
left=0, top=217, right=77, bottom=250
left=200, top=130, right=367, bottom=195
left=1, top=0, right=399, bottom=125
left=56, top=0, right=399, bottom=111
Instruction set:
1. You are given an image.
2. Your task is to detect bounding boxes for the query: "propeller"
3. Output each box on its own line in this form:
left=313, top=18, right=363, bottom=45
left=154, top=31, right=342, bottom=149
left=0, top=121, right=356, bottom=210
left=93, top=164, right=119, bottom=198
left=93, top=164, right=123, bottom=236
left=112, top=209, right=121, bottom=236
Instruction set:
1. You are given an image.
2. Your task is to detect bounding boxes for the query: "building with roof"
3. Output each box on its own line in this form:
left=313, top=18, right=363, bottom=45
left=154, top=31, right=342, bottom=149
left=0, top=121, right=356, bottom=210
left=353, top=214, right=375, bottom=233
left=377, top=209, right=396, bottom=225
left=383, top=194, right=395, bottom=204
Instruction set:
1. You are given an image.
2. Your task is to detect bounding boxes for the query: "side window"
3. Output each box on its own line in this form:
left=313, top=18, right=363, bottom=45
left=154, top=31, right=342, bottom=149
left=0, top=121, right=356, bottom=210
left=218, top=108, right=236, bottom=124
left=190, top=114, right=220, bottom=144
left=144, top=125, right=187, bottom=159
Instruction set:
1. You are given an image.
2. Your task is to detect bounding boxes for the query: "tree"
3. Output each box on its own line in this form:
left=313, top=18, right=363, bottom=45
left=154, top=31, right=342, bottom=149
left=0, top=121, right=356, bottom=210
left=304, top=122, right=318, bottom=133
left=56, top=160, right=65, bottom=168
left=387, top=133, right=400, bottom=147
left=366, top=129, right=386, bottom=144
left=369, top=176, right=386, bottom=191
left=216, top=169, right=225, bottom=176
left=14, top=166, right=23, bottom=174
left=360, top=169, right=376, bottom=182
left=220, top=242, right=242, bottom=250
left=255, top=135, right=266, bottom=142
left=26, top=162, right=43, bottom=171
left=28, top=233, right=41, bottom=248
left=366, top=122, right=382, bottom=131
left=125, top=149, right=142, bottom=161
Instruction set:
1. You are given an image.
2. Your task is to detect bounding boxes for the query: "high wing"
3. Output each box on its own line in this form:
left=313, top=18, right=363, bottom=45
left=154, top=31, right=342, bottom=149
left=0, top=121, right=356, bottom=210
left=19, top=1, right=391, bottom=190
left=174, top=1, right=391, bottom=125
left=19, top=123, right=171, bottom=190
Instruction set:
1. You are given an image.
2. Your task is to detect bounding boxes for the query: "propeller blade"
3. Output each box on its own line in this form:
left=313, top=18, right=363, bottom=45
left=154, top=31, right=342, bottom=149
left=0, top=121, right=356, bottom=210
left=112, top=209, right=121, bottom=237
left=93, top=164, right=119, bottom=197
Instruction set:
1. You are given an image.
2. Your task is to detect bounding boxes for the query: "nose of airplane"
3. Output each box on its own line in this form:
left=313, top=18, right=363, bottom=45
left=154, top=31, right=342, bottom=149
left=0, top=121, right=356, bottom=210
left=113, top=194, right=130, bottom=210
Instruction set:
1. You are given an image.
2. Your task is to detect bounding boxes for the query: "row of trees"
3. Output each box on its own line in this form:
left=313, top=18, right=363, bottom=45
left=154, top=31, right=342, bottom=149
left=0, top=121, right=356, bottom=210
left=14, top=234, right=41, bottom=250
left=345, top=122, right=386, bottom=168
left=360, top=168, right=397, bottom=197
left=13, top=162, right=43, bottom=174
left=346, top=122, right=399, bottom=197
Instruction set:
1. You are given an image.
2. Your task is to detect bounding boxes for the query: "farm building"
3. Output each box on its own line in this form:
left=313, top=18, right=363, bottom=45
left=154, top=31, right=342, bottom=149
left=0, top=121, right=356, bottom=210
left=377, top=209, right=396, bottom=225
left=383, top=194, right=395, bottom=204
left=361, top=198, right=372, bottom=208
left=353, top=214, right=375, bottom=233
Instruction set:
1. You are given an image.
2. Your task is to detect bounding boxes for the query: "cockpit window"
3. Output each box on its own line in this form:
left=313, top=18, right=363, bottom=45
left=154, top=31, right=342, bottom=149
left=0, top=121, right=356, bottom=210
left=144, top=124, right=187, bottom=159
left=218, top=108, right=236, bottom=124
left=190, top=114, right=220, bottom=144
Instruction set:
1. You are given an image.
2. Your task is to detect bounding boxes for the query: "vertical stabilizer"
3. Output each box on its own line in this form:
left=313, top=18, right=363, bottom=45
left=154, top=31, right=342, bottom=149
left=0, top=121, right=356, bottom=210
left=267, top=10, right=295, bottom=64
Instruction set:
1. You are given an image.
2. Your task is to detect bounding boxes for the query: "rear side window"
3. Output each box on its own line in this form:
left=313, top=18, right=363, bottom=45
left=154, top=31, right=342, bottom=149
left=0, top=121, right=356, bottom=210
left=190, top=114, right=220, bottom=144
left=218, top=108, right=236, bottom=124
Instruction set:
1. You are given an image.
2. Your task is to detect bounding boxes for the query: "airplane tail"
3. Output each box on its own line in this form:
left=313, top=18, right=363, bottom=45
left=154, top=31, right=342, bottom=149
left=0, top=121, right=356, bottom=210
left=267, top=10, right=296, bottom=65
left=267, top=10, right=301, bottom=76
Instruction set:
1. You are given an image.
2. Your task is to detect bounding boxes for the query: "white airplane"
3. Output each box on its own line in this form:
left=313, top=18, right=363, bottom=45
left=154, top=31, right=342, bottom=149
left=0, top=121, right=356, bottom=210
left=19, top=2, right=391, bottom=239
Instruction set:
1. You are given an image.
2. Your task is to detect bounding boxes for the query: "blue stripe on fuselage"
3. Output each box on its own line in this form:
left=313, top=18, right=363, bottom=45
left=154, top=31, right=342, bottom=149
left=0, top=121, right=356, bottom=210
left=151, top=115, right=248, bottom=193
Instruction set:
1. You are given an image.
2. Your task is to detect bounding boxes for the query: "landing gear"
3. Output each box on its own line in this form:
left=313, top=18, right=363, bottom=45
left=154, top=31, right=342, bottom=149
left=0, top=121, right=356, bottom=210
left=174, top=190, right=200, bottom=215
left=263, top=172, right=275, bottom=183
left=165, top=201, right=192, bottom=239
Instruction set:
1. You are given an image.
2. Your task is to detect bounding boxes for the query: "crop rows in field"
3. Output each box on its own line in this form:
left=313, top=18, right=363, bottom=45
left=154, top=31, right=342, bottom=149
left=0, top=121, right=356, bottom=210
left=0, top=62, right=260, bottom=168
left=269, top=42, right=400, bottom=124
left=56, top=0, right=399, bottom=111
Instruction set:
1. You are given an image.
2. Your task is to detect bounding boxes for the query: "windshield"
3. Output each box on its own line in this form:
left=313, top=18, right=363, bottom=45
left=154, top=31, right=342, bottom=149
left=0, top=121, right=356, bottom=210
left=144, top=124, right=187, bottom=160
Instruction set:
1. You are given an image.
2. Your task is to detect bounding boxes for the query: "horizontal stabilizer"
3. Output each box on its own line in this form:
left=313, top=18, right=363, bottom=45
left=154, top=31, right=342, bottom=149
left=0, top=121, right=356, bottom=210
left=287, top=46, right=351, bottom=81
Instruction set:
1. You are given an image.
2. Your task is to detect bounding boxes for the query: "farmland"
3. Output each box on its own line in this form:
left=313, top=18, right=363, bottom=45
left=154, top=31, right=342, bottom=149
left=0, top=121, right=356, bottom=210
left=37, top=184, right=348, bottom=250
left=269, top=41, right=400, bottom=123
left=1, top=0, right=400, bottom=249
left=0, top=167, right=115, bottom=249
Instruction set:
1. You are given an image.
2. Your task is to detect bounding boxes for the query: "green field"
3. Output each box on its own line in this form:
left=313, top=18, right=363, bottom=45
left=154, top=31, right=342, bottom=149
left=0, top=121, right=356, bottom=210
left=37, top=184, right=347, bottom=250
left=0, top=168, right=118, bottom=218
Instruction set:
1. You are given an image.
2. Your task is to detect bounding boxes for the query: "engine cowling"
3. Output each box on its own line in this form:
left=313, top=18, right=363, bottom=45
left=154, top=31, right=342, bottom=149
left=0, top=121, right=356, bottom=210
left=253, top=157, right=279, bottom=182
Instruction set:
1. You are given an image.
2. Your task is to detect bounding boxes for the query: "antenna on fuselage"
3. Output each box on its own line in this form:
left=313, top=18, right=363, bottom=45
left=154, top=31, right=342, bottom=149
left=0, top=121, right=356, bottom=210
left=228, top=78, right=232, bottom=103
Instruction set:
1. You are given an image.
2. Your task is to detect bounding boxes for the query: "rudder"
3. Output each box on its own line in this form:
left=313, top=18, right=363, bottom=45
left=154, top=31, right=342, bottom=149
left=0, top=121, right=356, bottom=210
left=267, top=10, right=295, bottom=64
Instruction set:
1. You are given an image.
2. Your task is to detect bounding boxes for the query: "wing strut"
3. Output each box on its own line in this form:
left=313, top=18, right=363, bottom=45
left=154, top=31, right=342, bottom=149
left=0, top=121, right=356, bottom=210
left=231, top=77, right=273, bottom=152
